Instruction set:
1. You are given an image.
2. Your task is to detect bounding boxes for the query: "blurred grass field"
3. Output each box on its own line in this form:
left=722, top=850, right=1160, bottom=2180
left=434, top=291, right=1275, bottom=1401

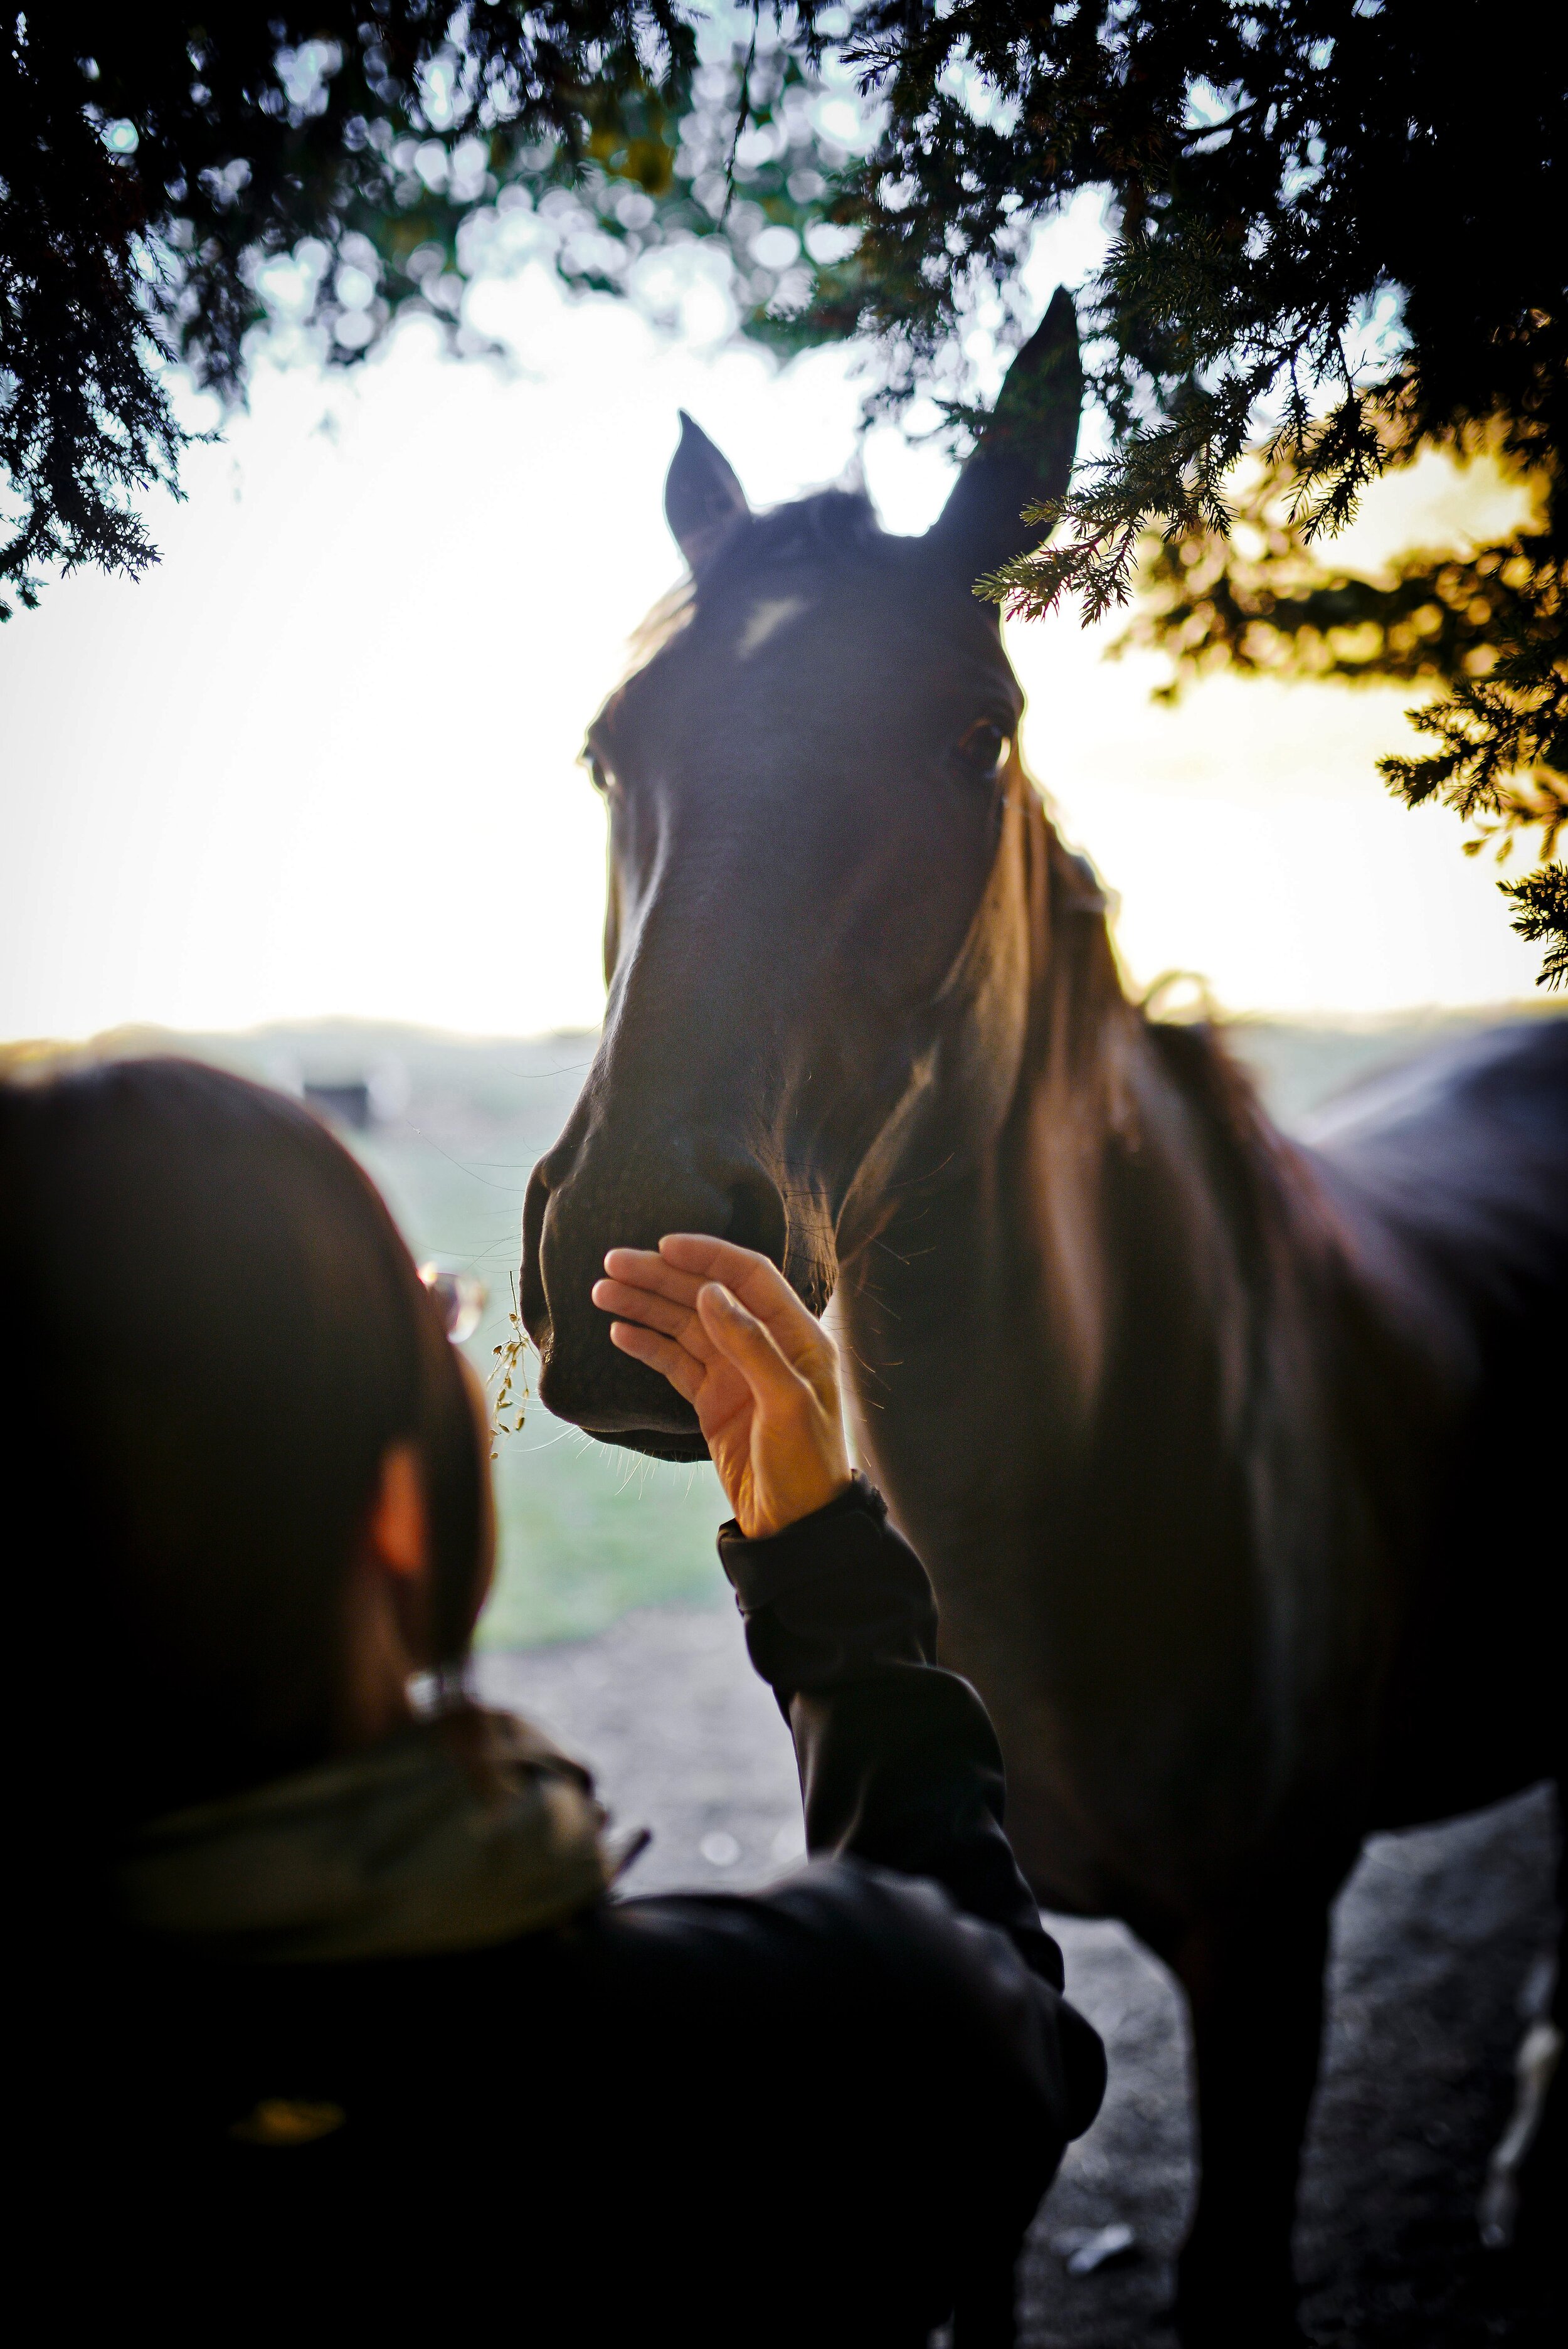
left=66, top=1005, right=1557, bottom=1650
left=110, top=1022, right=731, bottom=1649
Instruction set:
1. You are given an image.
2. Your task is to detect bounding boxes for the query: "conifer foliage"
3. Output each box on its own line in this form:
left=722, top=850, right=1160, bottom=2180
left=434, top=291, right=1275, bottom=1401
left=0, top=4, right=822, bottom=612
left=797, top=0, right=1566, bottom=983
left=3, top=4, right=1564, bottom=980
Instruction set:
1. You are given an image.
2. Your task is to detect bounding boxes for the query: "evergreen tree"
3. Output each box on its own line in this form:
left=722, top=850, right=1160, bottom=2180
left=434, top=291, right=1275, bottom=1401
left=0, top=5, right=825, bottom=611
left=788, top=0, right=1565, bottom=986
left=4, top=5, right=1564, bottom=980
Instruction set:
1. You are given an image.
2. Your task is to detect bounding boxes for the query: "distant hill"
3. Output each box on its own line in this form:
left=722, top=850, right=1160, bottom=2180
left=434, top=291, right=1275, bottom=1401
left=46, top=999, right=1562, bottom=1138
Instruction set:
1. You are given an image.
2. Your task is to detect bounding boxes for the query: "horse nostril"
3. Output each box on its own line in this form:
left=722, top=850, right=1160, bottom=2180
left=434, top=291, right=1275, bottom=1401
left=724, top=1171, right=788, bottom=1268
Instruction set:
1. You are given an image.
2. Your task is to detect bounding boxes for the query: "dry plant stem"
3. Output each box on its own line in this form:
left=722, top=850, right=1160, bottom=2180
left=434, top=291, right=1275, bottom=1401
left=489, top=1271, right=531, bottom=1455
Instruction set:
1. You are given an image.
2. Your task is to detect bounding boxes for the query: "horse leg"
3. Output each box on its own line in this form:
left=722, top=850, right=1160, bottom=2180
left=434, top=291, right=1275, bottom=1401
left=1166, top=1888, right=1335, bottom=2348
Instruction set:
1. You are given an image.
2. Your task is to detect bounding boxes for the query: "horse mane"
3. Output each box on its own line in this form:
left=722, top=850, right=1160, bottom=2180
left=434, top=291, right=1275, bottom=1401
left=1020, top=793, right=1336, bottom=1423
left=1144, top=1010, right=1360, bottom=1492
left=1145, top=1019, right=1327, bottom=1280
left=1015, top=794, right=1140, bottom=1406
left=1027, top=797, right=1140, bottom=1145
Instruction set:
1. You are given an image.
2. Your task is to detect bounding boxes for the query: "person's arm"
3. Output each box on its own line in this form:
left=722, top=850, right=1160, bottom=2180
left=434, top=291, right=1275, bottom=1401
left=718, top=1472, right=1067, bottom=1980
left=591, top=1234, right=1099, bottom=2016
left=591, top=1238, right=1104, bottom=2339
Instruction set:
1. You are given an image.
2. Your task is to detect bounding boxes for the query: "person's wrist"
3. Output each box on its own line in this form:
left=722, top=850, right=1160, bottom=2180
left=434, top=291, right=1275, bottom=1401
left=748, top=1467, right=852, bottom=1542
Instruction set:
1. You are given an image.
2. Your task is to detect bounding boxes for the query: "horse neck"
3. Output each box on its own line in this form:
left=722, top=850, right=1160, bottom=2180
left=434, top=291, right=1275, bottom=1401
left=837, top=797, right=1326, bottom=1534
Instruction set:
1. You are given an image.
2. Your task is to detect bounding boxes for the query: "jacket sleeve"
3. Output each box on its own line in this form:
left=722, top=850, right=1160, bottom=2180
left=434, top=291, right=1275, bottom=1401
left=559, top=1478, right=1104, bottom=2341
left=718, top=1475, right=1102, bottom=2075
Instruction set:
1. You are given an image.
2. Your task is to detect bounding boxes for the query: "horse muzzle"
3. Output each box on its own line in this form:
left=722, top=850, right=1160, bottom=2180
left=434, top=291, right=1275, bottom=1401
left=522, top=1123, right=825, bottom=1460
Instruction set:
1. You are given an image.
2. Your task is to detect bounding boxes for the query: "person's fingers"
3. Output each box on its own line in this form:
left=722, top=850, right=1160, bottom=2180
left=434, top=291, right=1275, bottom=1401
left=657, top=1234, right=774, bottom=1288
left=660, top=1237, right=824, bottom=1367
left=601, top=1247, right=704, bottom=1310
left=607, top=1319, right=706, bottom=1405
left=696, top=1283, right=813, bottom=1418
left=591, top=1276, right=707, bottom=1348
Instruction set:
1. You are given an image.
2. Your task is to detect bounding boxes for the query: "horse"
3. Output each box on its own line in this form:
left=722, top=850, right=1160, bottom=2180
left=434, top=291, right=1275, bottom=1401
left=519, top=292, right=1566, bottom=2343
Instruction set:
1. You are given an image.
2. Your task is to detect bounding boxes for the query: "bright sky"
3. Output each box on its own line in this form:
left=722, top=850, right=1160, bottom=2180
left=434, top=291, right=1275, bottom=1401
left=0, top=203, right=1543, bottom=1042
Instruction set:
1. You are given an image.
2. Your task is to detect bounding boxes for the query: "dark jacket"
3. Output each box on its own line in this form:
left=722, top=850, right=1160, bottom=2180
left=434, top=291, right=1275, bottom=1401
left=94, top=1478, right=1104, bottom=2345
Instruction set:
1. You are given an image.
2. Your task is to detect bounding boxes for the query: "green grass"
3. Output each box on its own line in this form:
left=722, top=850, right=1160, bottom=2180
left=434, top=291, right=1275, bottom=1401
left=82, top=1004, right=1557, bottom=1650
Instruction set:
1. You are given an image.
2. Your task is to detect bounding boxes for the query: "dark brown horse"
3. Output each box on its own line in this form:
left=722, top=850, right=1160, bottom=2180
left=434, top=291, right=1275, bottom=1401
left=521, top=294, right=1566, bottom=2343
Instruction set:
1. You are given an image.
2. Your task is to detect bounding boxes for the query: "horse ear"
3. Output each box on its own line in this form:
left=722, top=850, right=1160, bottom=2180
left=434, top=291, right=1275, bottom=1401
left=927, top=288, right=1083, bottom=586
left=665, top=412, right=751, bottom=573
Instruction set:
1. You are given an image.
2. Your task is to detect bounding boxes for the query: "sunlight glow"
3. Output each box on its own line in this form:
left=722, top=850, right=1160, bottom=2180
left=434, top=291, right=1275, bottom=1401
left=0, top=258, right=1542, bottom=1044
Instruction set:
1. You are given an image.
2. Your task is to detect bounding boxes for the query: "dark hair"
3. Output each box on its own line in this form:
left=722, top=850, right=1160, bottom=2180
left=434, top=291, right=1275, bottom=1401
left=1, top=1056, right=484, bottom=1828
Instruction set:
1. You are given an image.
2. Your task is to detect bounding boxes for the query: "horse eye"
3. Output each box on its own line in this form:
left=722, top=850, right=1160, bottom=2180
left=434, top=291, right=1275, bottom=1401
left=585, top=751, right=615, bottom=795
left=956, top=721, right=1010, bottom=778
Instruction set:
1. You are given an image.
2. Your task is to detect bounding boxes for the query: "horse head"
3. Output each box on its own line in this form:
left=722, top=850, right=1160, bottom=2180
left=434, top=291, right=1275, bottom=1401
left=522, top=292, right=1086, bottom=1456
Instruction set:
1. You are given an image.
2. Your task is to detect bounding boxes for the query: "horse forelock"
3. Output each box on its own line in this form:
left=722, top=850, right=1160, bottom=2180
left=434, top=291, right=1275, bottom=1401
left=610, top=488, right=883, bottom=701
left=613, top=579, right=697, bottom=691
left=706, top=486, right=884, bottom=586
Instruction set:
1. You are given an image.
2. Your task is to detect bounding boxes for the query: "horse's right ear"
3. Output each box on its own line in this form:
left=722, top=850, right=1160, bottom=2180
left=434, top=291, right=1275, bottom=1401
left=665, top=413, right=751, bottom=573
left=927, top=288, right=1083, bottom=588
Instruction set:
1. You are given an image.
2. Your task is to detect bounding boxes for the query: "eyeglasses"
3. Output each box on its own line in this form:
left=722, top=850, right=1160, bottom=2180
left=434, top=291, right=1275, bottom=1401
left=418, top=1261, right=486, bottom=1345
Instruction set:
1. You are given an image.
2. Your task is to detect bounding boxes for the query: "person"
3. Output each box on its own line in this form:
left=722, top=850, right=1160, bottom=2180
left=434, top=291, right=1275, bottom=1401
left=4, top=1056, right=1103, bottom=2346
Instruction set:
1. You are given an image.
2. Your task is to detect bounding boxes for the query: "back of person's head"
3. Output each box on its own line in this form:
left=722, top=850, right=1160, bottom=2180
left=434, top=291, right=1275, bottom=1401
left=1, top=1056, right=485, bottom=1839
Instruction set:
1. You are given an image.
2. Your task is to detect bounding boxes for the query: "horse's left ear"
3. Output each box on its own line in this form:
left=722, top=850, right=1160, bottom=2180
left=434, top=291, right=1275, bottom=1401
left=665, top=412, right=751, bottom=573
left=927, top=287, right=1083, bottom=586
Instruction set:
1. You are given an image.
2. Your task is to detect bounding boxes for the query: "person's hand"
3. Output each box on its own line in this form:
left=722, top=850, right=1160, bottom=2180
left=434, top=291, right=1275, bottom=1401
left=591, top=1236, right=851, bottom=1540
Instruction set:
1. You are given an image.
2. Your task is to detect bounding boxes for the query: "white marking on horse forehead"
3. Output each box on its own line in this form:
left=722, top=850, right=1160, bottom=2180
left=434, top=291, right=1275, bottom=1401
left=737, top=594, right=809, bottom=659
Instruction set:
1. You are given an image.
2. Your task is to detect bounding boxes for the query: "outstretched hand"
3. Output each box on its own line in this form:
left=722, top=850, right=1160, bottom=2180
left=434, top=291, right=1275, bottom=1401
left=591, top=1236, right=850, bottom=1540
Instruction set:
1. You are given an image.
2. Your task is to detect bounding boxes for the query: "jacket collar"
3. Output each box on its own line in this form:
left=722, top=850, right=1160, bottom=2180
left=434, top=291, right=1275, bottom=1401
left=115, top=1709, right=612, bottom=1963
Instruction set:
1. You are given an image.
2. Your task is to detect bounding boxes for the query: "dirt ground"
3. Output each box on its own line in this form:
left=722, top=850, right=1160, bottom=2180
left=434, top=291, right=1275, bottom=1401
left=477, top=1608, right=1558, bottom=2349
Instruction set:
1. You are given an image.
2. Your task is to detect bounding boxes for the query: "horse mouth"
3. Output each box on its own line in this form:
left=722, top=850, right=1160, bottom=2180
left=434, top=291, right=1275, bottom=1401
left=536, top=1351, right=710, bottom=1462
left=582, top=1423, right=711, bottom=1465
